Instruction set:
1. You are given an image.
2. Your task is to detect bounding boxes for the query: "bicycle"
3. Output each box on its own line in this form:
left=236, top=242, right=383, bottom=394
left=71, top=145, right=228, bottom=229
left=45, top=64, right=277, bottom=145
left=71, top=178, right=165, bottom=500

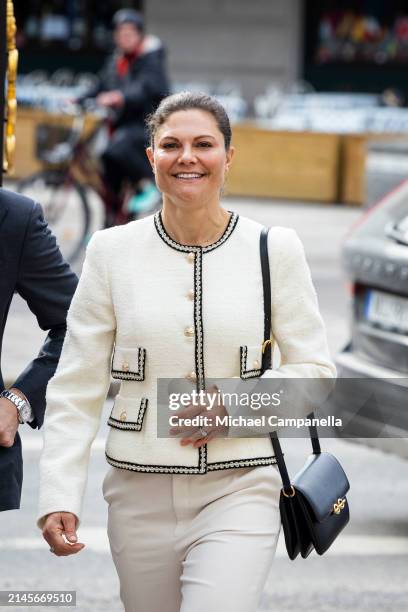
left=17, top=102, right=161, bottom=263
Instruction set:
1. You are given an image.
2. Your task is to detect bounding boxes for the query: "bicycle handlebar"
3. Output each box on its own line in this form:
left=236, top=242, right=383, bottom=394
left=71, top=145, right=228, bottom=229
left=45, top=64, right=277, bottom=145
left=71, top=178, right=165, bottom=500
left=54, top=99, right=111, bottom=147
left=58, top=98, right=112, bottom=121
left=38, top=98, right=113, bottom=167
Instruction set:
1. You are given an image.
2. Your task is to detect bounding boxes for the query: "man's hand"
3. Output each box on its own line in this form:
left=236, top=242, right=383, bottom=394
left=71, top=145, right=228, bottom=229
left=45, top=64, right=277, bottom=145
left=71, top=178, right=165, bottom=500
left=42, top=512, right=85, bottom=557
left=96, top=90, right=124, bottom=108
left=0, top=396, right=19, bottom=448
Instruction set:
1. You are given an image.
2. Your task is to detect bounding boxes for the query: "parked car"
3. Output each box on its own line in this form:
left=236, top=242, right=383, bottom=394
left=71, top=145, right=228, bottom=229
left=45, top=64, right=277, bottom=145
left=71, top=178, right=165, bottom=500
left=335, top=176, right=408, bottom=458
left=365, top=140, right=408, bottom=209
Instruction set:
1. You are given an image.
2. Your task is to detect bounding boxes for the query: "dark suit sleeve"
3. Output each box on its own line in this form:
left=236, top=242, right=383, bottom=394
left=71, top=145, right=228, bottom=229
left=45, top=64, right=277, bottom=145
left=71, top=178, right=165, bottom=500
left=12, top=202, right=78, bottom=429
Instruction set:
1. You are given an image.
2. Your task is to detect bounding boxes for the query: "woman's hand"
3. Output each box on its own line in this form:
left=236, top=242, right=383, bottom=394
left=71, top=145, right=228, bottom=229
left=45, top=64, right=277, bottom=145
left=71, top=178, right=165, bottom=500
left=42, top=512, right=85, bottom=557
left=169, top=385, right=229, bottom=448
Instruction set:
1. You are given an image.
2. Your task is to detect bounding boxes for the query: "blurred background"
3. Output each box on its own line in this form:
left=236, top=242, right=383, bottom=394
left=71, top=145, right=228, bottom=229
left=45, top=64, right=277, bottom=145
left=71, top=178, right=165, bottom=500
left=1, top=1, right=408, bottom=611
left=9, top=0, right=408, bottom=206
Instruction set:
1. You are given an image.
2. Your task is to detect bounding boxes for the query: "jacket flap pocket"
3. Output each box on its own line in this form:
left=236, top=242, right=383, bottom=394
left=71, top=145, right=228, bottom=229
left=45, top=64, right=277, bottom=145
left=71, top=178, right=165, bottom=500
left=107, top=395, right=148, bottom=431
left=111, top=346, right=146, bottom=381
left=240, top=345, right=263, bottom=379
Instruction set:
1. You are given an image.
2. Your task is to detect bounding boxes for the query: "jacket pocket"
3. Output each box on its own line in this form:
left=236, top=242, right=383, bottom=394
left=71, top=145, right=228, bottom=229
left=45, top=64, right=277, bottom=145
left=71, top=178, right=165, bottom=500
left=240, top=345, right=263, bottom=379
left=111, top=345, right=146, bottom=381
left=107, top=394, right=148, bottom=431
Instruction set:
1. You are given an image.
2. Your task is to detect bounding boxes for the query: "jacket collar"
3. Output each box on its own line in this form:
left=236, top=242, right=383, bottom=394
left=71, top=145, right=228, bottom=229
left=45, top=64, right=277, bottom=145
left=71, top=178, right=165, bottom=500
left=154, top=210, right=239, bottom=253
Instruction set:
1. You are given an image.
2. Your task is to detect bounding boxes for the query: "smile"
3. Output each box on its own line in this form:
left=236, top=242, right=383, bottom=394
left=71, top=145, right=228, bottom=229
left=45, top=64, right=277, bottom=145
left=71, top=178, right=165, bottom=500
left=173, top=173, right=206, bottom=180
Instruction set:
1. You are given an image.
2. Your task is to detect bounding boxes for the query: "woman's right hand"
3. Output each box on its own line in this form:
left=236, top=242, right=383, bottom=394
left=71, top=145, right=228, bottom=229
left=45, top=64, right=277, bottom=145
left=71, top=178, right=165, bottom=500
left=42, top=512, right=85, bottom=556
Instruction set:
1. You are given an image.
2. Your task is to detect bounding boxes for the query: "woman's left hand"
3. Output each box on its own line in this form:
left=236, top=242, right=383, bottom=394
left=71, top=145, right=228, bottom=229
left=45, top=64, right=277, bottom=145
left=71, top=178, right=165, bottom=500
left=169, top=385, right=229, bottom=448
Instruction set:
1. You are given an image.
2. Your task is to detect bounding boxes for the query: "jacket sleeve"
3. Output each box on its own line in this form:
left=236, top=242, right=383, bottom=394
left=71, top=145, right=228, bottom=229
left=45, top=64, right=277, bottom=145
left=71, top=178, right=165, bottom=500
left=222, top=228, right=336, bottom=427
left=13, top=201, right=78, bottom=429
left=256, top=228, right=336, bottom=422
left=264, top=227, right=336, bottom=380
left=121, top=50, right=169, bottom=114
left=37, top=231, right=116, bottom=529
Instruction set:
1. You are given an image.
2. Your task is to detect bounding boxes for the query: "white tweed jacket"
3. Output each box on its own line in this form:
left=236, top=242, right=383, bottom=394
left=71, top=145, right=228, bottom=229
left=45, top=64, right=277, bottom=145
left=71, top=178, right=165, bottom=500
left=37, top=210, right=336, bottom=526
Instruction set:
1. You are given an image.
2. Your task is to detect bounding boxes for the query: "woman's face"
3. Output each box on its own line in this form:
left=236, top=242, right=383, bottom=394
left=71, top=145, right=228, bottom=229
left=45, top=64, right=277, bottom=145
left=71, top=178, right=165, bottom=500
left=146, top=109, right=234, bottom=207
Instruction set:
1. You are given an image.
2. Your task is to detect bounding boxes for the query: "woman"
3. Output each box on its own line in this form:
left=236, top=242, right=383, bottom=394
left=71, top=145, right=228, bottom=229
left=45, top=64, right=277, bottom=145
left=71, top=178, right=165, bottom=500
left=38, top=92, right=336, bottom=611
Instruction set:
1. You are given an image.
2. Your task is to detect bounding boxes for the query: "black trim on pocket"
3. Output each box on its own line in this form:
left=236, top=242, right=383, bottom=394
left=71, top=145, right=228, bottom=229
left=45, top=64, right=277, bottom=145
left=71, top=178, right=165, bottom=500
left=240, top=345, right=262, bottom=379
left=107, top=398, right=148, bottom=431
left=111, top=346, right=146, bottom=381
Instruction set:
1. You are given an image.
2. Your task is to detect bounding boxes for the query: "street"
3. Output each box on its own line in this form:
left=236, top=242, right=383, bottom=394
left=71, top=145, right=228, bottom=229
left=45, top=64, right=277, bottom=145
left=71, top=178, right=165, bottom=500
left=1, top=196, right=407, bottom=611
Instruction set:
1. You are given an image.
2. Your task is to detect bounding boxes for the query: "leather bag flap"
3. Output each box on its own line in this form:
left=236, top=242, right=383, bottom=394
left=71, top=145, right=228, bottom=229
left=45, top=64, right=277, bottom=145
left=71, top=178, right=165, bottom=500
left=292, top=452, right=350, bottom=522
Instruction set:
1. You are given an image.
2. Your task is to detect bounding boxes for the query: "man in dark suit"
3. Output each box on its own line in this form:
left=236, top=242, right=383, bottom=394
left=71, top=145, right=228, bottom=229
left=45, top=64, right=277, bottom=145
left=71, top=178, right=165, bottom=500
left=0, top=188, right=78, bottom=512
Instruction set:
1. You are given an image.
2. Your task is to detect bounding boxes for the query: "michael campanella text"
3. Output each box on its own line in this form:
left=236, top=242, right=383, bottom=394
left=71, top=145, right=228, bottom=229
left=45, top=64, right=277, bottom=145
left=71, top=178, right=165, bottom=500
left=168, top=415, right=343, bottom=428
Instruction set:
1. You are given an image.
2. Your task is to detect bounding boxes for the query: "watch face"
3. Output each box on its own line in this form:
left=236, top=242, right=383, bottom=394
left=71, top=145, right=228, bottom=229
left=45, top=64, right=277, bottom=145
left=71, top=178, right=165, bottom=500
left=19, top=403, right=31, bottom=422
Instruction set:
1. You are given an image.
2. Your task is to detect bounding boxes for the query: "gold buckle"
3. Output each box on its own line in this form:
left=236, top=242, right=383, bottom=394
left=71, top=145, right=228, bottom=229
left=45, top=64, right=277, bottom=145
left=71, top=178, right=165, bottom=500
left=282, top=485, right=296, bottom=498
left=262, top=339, right=272, bottom=354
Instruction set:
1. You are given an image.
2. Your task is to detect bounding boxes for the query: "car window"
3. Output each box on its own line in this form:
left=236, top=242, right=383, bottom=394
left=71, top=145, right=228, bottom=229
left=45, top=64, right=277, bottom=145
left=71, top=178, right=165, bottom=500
left=356, top=187, right=408, bottom=242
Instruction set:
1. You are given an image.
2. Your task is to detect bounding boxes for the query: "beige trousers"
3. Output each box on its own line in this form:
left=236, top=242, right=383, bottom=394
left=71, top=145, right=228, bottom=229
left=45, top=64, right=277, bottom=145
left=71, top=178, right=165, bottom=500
left=102, top=463, right=282, bottom=612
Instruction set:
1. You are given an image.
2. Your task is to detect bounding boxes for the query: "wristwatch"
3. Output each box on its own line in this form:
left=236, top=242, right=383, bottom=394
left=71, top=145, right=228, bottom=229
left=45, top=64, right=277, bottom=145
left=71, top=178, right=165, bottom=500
left=0, top=389, right=34, bottom=424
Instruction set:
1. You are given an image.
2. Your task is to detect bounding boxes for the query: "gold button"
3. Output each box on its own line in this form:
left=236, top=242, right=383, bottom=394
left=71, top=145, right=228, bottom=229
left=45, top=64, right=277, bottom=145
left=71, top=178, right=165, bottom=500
left=122, top=361, right=129, bottom=372
left=253, top=360, right=260, bottom=369
left=187, top=252, right=195, bottom=263
left=184, top=326, right=195, bottom=337
left=186, top=371, right=197, bottom=381
left=187, top=289, right=195, bottom=300
left=119, top=411, right=127, bottom=421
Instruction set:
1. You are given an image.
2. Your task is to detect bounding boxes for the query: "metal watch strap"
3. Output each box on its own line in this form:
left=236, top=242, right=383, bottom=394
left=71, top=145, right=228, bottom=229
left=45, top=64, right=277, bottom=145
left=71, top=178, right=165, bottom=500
left=1, top=389, right=27, bottom=423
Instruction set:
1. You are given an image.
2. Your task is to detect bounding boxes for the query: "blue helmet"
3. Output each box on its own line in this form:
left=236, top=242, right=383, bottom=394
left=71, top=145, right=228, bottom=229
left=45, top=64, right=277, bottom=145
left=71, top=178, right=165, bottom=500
left=113, top=9, right=144, bottom=32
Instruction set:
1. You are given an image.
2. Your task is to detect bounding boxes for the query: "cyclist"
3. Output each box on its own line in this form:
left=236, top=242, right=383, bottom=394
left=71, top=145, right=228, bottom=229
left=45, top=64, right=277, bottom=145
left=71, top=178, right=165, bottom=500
left=77, top=9, right=169, bottom=214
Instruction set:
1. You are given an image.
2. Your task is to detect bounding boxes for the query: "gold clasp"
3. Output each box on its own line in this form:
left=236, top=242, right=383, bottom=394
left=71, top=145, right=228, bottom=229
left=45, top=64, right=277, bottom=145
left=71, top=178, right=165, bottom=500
left=332, top=497, right=346, bottom=515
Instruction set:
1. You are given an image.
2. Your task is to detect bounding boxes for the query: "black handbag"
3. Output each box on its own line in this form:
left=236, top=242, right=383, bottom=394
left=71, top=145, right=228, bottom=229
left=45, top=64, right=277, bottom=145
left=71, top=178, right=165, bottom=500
left=259, top=227, right=350, bottom=560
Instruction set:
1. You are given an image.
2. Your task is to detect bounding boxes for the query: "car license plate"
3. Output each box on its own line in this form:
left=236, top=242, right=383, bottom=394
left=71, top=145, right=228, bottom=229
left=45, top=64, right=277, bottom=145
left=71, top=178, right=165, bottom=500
left=365, top=290, right=408, bottom=333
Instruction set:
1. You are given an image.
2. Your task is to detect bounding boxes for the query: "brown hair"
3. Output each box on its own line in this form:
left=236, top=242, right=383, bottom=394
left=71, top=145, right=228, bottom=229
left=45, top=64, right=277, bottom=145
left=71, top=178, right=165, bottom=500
left=146, top=91, right=232, bottom=150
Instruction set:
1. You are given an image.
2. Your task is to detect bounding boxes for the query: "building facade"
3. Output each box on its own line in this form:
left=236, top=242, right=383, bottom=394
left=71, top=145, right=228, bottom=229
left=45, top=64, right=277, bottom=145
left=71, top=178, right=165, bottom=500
left=145, top=0, right=303, bottom=103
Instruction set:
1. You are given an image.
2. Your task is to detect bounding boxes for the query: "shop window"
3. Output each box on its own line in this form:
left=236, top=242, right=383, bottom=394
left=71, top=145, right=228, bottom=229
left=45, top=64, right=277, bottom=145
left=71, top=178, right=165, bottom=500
left=14, top=1, right=144, bottom=53
left=306, top=0, right=408, bottom=66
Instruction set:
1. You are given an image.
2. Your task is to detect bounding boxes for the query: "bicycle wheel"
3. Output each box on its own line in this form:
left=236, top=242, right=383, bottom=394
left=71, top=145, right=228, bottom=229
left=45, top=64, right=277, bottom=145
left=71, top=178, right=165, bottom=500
left=17, top=169, right=91, bottom=263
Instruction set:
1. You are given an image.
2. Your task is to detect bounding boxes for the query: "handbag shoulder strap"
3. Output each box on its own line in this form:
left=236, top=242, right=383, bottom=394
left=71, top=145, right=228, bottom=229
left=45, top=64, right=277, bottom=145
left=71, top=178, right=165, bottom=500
left=260, top=227, right=272, bottom=373
left=259, top=227, right=321, bottom=488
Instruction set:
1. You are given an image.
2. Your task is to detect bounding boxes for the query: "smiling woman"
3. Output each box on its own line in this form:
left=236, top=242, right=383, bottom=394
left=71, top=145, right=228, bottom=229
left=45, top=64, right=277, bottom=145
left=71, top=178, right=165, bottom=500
left=37, top=91, right=336, bottom=612
left=145, top=92, right=235, bottom=245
